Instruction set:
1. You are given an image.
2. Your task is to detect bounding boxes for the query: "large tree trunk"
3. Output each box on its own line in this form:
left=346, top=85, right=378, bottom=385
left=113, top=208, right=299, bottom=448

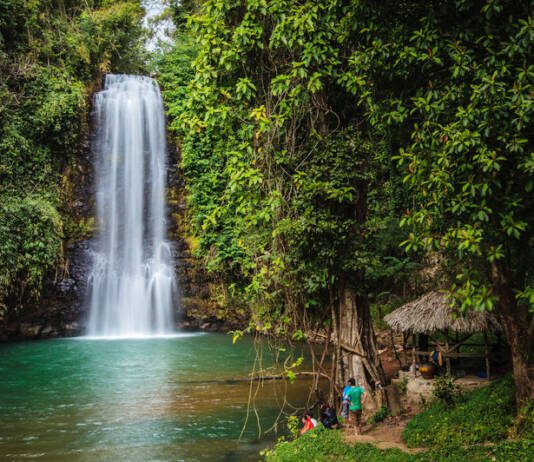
left=492, top=262, right=534, bottom=408
left=333, top=284, right=386, bottom=410
left=504, top=314, right=534, bottom=408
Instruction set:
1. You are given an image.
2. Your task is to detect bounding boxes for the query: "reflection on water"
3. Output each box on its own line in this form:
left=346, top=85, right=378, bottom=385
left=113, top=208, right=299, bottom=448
left=0, top=334, right=311, bottom=461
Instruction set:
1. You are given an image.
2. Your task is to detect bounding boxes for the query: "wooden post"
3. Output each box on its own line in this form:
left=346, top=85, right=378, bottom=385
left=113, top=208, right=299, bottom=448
left=412, top=334, right=417, bottom=377
left=484, top=332, right=491, bottom=380
left=402, top=333, right=407, bottom=367
left=455, top=332, right=460, bottom=371
left=445, top=332, right=451, bottom=376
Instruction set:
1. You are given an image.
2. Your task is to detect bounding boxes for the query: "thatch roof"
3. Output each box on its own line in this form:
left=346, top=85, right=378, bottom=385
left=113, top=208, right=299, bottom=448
left=384, top=291, right=500, bottom=334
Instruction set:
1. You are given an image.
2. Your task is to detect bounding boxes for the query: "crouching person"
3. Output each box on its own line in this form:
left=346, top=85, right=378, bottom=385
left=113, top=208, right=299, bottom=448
left=300, top=410, right=317, bottom=435
left=319, top=402, right=339, bottom=429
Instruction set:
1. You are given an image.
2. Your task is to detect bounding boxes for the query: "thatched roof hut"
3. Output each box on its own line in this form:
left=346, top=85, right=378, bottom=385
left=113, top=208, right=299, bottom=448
left=384, top=291, right=499, bottom=334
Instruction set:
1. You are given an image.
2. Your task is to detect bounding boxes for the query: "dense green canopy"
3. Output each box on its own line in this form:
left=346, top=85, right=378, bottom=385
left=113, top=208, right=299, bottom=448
left=159, top=0, right=533, bottom=404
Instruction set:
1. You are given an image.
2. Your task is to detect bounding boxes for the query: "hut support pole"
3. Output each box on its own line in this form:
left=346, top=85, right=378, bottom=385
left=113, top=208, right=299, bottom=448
left=484, top=332, right=490, bottom=380
left=402, top=333, right=407, bottom=367
left=445, top=333, right=452, bottom=376
left=412, top=334, right=416, bottom=377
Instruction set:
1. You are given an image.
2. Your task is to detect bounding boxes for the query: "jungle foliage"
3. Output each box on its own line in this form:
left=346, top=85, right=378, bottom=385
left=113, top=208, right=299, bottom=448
left=160, top=0, right=420, bottom=341
left=0, top=0, right=145, bottom=310
left=160, top=0, right=533, bottom=404
left=403, top=375, right=516, bottom=447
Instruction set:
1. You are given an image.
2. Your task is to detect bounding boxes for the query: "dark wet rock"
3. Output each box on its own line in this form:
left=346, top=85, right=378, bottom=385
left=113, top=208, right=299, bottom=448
left=57, top=278, right=76, bottom=293
left=63, top=322, right=82, bottom=336
left=20, top=323, right=41, bottom=338
left=41, top=325, right=53, bottom=336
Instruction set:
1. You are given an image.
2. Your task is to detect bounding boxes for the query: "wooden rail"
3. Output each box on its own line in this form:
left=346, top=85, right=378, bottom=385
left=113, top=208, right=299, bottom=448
left=413, top=350, right=487, bottom=358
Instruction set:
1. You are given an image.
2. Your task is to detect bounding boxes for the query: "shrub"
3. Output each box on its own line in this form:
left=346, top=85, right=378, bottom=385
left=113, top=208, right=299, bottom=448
left=368, top=406, right=391, bottom=424
left=397, top=377, right=409, bottom=396
left=0, top=196, right=63, bottom=305
left=432, top=375, right=462, bottom=407
left=286, top=415, right=300, bottom=439
left=511, top=401, right=534, bottom=439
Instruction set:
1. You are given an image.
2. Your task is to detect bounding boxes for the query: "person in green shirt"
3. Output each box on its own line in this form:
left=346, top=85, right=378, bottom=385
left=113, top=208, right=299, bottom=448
left=346, top=378, right=365, bottom=434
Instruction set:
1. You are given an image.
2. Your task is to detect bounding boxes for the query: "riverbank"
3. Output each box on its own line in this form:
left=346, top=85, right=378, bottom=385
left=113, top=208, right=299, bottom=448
left=265, top=376, right=533, bottom=461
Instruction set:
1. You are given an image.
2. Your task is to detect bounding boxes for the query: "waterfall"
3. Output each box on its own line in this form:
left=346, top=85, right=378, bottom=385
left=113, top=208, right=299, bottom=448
left=86, top=74, right=175, bottom=338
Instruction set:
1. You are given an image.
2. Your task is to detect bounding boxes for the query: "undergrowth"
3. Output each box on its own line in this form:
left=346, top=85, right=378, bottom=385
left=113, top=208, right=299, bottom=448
left=368, top=405, right=391, bottom=424
left=266, top=376, right=533, bottom=462
left=265, top=427, right=533, bottom=462
left=264, top=429, right=411, bottom=462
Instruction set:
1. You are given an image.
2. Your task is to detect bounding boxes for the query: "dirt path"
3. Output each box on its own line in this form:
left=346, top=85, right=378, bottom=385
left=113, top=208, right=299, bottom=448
left=343, top=419, right=424, bottom=454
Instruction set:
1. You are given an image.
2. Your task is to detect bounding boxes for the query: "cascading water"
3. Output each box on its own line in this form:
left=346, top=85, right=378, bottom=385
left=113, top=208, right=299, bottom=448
left=86, top=74, right=175, bottom=338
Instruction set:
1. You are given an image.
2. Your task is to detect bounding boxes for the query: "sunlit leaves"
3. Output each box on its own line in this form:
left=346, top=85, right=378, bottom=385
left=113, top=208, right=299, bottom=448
left=355, top=2, right=534, bottom=313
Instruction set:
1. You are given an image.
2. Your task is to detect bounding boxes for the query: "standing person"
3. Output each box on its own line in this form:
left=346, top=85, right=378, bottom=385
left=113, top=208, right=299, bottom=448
left=346, top=378, right=365, bottom=435
left=341, top=379, right=352, bottom=419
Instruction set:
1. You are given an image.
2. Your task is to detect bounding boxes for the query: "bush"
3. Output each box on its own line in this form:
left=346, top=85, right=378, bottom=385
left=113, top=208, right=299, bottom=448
left=0, top=196, right=63, bottom=304
left=511, top=401, right=534, bottom=439
left=368, top=406, right=391, bottom=424
left=432, top=375, right=462, bottom=407
left=403, top=376, right=516, bottom=448
left=398, top=377, right=408, bottom=396
left=286, top=415, right=300, bottom=439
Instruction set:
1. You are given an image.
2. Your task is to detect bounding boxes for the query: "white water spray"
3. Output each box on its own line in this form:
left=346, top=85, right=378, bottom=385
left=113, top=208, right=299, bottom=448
left=86, top=74, right=175, bottom=338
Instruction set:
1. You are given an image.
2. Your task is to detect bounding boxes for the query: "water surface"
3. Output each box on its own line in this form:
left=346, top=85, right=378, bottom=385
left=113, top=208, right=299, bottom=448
left=0, top=334, right=310, bottom=461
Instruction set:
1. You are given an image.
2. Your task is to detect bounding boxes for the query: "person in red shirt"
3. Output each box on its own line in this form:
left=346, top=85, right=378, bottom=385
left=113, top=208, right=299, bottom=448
left=300, top=410, right=317, bottom=435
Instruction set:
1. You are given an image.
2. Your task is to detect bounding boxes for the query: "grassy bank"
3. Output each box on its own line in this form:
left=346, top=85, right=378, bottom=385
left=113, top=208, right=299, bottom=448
left=266, top=377, right=533, bottom=461
left=266, top=430, right=532, bottom=462
left=403, top=376, right=516, bottom=447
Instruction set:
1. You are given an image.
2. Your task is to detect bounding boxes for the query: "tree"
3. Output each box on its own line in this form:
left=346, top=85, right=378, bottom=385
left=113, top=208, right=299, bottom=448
left=158, top=0, right=411, bottom=401
left=340, top=0, right=533, bottom=406
left=160, top=0, right=533, bottom=410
